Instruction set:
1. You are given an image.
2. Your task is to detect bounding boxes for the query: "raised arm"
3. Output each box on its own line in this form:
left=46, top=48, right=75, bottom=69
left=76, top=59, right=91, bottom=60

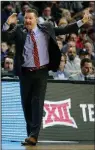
left=2, top=13, right=18, bottom=41
left=54, top=8, right=91, bottom=36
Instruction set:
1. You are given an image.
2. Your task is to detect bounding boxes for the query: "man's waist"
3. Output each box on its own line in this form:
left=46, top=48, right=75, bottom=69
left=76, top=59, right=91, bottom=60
left=21, top=65, right=48, bottom=72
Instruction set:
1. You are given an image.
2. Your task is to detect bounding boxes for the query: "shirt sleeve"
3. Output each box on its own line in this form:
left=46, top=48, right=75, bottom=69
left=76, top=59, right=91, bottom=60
left=2, top=22, right=10, bottom=31
left=77, top=20, right=84, bottom=28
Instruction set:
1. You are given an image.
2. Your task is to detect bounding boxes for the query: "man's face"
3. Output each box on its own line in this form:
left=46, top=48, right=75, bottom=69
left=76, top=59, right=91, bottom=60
left=22, top=5, right=30, bottom=14
left=89, top=32, right=95, bottom=41
left=59, top=56, right=66, bottom=70
left=43, top=7, right=51, bottom=17
left=4, top=58, right=14, bottom=71
left=1, top=42, right=9, bottom=52
left=81, top=62, right=93, bottom=76
left=24, top=12, right=37, bottom=30
left=67, top=47, right=76, bottom=61
left=69, top=34, right=77, bottom=42
left=68, top=41, right=76, bottom=48
left=57, top=40, right=63, bottom=50
left=84, top=43, right=93, bottom=55
left=87, top=15, right=94, bottom=26
left=80, top=54, right=90, bottom=60
left=64, top=11, right=71, bottom=21
left=89, top=1, right=95, bottom=12
left=5, top=4, right=13, bottom=12
left=79, top=32, right=87, bottom=41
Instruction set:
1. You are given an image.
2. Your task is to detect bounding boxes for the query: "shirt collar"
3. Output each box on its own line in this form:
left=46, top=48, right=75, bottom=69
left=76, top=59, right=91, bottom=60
left=57, top=70, right=64, bottom=74
left=32, top=26, right=39, bottom=35
left=80, top=72, right=86, bottom=78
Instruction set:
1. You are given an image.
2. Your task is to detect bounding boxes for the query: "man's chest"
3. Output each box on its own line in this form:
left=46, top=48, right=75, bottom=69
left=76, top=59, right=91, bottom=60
left=24, top=30, right=49, bottom=47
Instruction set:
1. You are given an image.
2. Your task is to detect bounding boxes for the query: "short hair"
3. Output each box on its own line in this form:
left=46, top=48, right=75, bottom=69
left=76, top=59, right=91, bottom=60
left=61, top=53, right=67, bottom=63
left=21, top=2, right=29, bottom=8
left=25, top=8, right=38, bottom=17
left=81, top=58, right=92, bottom=68
left=5, top=55, right=14, bottom=60
left=1, top=41, right=8, bottom=44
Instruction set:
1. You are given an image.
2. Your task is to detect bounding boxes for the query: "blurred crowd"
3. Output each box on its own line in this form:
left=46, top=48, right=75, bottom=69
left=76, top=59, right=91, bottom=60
left=1, top=1, right=95, bottom=81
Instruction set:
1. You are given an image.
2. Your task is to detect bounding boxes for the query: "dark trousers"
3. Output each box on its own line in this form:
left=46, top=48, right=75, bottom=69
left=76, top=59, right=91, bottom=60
left=19, top=67, right=48, bottom=139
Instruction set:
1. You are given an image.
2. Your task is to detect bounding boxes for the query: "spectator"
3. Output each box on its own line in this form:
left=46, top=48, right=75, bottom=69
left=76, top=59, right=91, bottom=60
left=61, top=41, right=76, bottom=54
left=69, top=58, right=94, bottom=81
left=56, top=37, right=63, bottom=50
left=64, top=46, right=81, bottom=76
left=1, top=2, right=13, bottom=28
left=76, top=29, right=88, bottom=49
left=84, top=41, right=95, bottom=60
left=89, top=1, right=95, bottom=14
left=58, top=17, right=68, bottom=27
left=38, top=4, right=56, bottom=26
left=57, top=17, right=68, bottom=45
left=60, top=8, right=72, bottom=23
left=68, top=33, right=78, bottom=43
left=79, top=48, right=90, bottom=60
left=18, top=2, right=30, bottom=24
left=89, top=1, right=95, bottom=26
left=53, top=54, right=69, bottom=80
left=1, top=41, right=10, bottom=64
left=38, top=5, right=51, bottom=23
left=87, top=28, right=95, bottom=51
left=50, top=2, right=63, bottom=24
left=3, top=56, right=14, bottom=71
left=1, top=56, right=14, bottom=77
left=67, top=33, right=81, bottom=53
left=82, top=8, right=94, bottom=29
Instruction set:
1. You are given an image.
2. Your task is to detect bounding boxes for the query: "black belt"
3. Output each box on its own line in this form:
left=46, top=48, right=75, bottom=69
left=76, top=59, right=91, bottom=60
left=22, top=65, right=48, bottom=72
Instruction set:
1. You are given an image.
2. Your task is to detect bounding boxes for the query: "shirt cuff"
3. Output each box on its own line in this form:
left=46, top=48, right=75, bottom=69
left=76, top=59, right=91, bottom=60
left=77, top=20, right=84, bottom=28
left=2, top=22, right=10, bottom=31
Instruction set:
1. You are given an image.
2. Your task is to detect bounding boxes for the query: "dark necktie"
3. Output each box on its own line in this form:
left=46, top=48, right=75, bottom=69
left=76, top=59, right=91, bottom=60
left=31, top=31, right=40, bottom=68
left=84, top=76, right=87, bottom=80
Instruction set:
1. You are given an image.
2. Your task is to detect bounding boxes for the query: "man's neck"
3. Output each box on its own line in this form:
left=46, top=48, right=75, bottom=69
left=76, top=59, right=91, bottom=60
left=27, top=25, right=37, bottom=32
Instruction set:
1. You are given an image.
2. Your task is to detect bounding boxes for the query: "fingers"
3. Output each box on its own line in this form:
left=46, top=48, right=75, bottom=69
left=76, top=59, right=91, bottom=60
left=8, top=13, right=17, bottom=19
left=9, top=13, right=17, bottom=20
left=7, top=13, right=18, bottom=25
left=11, top=13, right=17, bottom=17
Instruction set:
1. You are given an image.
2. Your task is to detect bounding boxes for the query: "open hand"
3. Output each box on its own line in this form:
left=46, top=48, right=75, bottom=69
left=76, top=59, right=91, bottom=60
left=7, top=13, right=18, bottom=25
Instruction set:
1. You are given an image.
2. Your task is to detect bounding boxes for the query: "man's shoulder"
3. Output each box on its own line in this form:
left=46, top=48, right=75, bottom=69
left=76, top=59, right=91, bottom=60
left=17, top=24, right=24, bottom=28
left=38, top=22, right=53, bottom=29
left=8, top=24, right=26, bottom=34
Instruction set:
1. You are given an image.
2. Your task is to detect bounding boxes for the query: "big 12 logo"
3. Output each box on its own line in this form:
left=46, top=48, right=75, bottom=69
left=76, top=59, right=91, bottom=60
left=43, top=98, right=77, bottom=129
